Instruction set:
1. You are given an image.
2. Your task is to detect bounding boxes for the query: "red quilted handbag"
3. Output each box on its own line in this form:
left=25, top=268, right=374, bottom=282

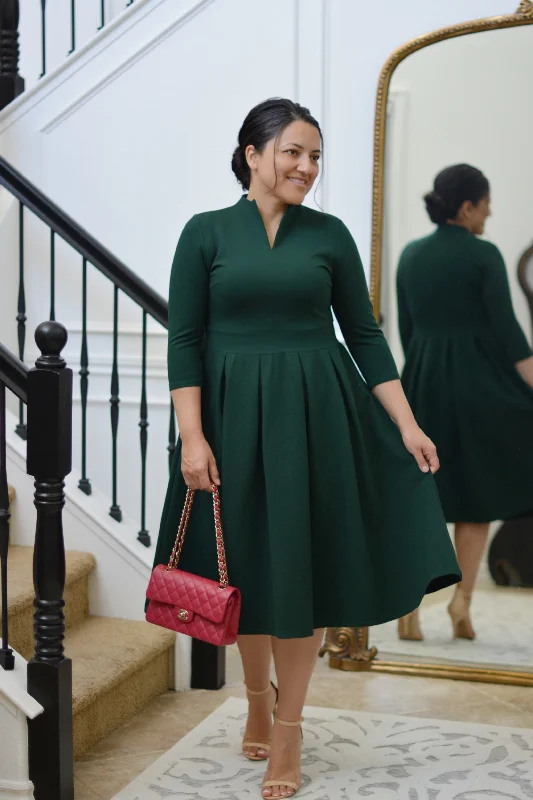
left=145, top=485, right=241, bottom=646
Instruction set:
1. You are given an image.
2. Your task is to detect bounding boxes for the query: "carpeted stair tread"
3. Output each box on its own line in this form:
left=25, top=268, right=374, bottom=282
left=66, top=616, right=175, bottom=716
left=1, top=546, right=96, bottom=616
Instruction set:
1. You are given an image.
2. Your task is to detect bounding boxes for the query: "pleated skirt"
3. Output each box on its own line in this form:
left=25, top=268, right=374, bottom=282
left=403, top=332, right=533, bottom=524
left=152, top=328, right=460, bottom=637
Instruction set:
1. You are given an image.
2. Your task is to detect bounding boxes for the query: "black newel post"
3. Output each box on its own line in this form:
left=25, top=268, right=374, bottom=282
left=26, top=322, right=74, bottom=800
left=0, top=0, right=24, bottom=111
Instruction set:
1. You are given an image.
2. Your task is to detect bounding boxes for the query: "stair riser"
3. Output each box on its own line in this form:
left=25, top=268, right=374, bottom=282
left=7, top=574, right=90, bottom=661
left=73, top=648, right=174, bottom=758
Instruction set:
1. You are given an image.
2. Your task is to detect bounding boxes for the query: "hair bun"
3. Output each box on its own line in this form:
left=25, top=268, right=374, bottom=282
left=231, top=146, right=250, bottom=191
left=424, top=190, right=450, bottom=225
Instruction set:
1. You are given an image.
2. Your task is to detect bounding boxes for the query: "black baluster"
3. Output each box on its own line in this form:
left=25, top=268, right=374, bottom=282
left=49, top=229, right=55, bottom=321
left=26, top=321, right=74, bottom=799
left=15, top=202, right=27, bottom=440
left=0, top=382, right=15, bottom=670
left=109, top=286, right=122, bottom=521
left=78, top=258, right=91, bottom=495
left=98, top=0, right=105, bottom=30
left=0, top=0, right=25, bottom=110
left=39, top=0, right=47, bottom=78
left=138, top=311, right=150, bottom=546
left=168, top=401, right=176, bottom=472
left=68, top=0, right=75, bottom=54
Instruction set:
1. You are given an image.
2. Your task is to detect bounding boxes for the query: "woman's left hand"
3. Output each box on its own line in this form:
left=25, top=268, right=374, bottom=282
left=401, top=423, right=440, bottom=474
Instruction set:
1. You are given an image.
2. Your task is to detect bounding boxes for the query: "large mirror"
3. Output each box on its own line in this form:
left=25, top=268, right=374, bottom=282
left=324, top=3, right=533, bottom=686
left=370, top=3, right=533, bottom=685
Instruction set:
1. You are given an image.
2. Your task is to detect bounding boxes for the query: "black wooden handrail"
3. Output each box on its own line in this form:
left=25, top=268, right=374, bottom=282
left=0, top=157, right=169, bottom=329
left=0, top=342, right=29, bottom=402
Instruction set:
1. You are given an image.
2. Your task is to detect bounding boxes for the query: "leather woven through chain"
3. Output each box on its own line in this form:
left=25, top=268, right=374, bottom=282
left=167, top=484, right=229, bottom=588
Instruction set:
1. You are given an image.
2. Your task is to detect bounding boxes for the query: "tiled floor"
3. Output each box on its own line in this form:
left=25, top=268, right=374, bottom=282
left=74, top=646, right=533, bottom=800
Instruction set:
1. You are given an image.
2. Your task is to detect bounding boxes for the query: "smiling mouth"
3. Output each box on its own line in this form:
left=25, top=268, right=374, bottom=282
left=287, top=177, right=307, bottom=187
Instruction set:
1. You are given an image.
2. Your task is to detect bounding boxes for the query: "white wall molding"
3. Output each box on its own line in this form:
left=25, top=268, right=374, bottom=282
left=0, top=647, right=42, bottom=800
left=40, top=0, right=217, bottom=135
left=3, top=0, right=151, bottom=132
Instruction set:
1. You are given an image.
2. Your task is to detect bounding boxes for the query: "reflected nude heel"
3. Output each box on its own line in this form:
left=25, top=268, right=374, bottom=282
left=242, top=682, right=278, bottom=761
left=262, top=716, right=303, bottom=798
left=397, top=608, right=424, bottom=641
left=448, top=587, right=475, bottom=640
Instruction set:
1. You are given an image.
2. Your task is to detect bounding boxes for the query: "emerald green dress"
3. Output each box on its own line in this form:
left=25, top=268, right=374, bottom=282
left=152, top=196, right=460, bottom=638
left=397, top=224, right=533, bottom=524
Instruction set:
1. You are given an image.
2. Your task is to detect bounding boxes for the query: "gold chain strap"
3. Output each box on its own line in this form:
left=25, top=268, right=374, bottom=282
left=166, top=484, right=229, bottom=589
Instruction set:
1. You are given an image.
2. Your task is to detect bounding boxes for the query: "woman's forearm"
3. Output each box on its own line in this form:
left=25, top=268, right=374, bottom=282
left=515, top=355, right=533, bottom=389
left=171, top=386, right=204, bottom=441
left=371, top=379, right=417, bottom=433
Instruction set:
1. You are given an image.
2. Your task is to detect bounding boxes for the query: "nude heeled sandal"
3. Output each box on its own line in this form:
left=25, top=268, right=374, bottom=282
left=262, top=716, right=303, bottom=798
left=242, top=682, right=278, bottom=761
left=448, top=587, right=475, bottom=640
left=397, top=608, right=424, bottom=641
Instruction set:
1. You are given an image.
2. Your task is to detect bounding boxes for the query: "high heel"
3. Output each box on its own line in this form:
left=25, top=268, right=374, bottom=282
left=262, top=716, right=303, bottom=798
left=397, top=608, right=424, bottom=641
left=448, top=587, right=475, bottom=640
left=242, top=682, right=278, bottom=761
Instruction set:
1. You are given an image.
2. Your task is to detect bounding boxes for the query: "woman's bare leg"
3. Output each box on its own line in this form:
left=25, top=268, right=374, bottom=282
left=454, top=522, right=490, bottom=596
left=262, top=629, right=324, bottom=798
left=237, top=634, right=276, bottom=759
left=449, top=522, right=490, bottom=638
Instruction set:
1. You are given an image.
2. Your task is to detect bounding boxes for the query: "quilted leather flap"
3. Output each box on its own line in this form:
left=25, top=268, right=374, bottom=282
left=147, top=565, right=238, bottom=624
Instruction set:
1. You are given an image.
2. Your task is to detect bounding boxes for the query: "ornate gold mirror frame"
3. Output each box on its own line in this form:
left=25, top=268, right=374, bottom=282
left=321, top=1, right=533, bottom=687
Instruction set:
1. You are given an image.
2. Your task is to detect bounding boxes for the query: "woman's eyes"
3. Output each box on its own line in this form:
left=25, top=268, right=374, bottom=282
left=285, top=149, right=320, bottom=162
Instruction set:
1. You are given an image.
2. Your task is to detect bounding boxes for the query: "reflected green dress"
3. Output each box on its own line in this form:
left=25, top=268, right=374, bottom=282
left=397, top=224, right=533, bottom=524
left=152, top=196, right=460, bottom=637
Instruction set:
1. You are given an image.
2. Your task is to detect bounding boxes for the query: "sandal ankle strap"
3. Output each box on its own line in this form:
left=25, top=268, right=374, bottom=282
left=275, top=715, right=303, bottom=726
left=246, top=682, right=275, bottom=696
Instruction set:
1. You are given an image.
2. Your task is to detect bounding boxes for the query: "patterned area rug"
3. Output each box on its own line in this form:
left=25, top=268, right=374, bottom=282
left=369, top=588, right=533, bottom=670
left=112, top=697, right=533, bottom=799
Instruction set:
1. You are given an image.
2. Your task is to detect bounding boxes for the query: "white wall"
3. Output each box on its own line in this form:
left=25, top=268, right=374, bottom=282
left=0, top=0, right=519, bottom=540
left=19, top=0, right=134, bottom=91
left=3, top=0, right=517, bottom=277
left=382, top=25, right=533, bottom=367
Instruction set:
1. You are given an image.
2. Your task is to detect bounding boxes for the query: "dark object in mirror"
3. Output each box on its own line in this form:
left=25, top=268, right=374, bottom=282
left=488, top=517, right=533, bottom=587
left=518, top=240, right=533, bottom=343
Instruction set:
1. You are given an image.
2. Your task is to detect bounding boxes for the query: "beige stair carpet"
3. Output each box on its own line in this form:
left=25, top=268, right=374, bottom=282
left=0, top=546, right=95, bottom=660
left=111, top=696, right=533, bottom=799
left=3, top=544, right=175, bottom=758
left=68, top=616, right=175, bottom=757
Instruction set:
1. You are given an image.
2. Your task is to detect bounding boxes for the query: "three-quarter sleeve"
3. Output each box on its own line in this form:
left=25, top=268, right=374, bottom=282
left=396, top=263, right=414, bottom=355
left=167, top=215, right=209, bottom=390
left=481, top=242, right=532, bottom=365
left=332, top=219, right=399, bottom=388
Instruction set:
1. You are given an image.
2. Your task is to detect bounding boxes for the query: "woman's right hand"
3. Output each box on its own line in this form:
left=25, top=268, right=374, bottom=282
left=181, top=433, right=221, bottom=491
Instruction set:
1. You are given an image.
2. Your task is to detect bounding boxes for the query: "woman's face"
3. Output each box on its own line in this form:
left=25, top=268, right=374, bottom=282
left=457, top=195, right=491, bottom=235
left=246, top=120, right=321, bottom=205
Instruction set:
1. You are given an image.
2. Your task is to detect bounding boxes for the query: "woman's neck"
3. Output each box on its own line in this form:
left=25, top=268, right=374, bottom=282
left=247, top=188, right=287, bottom=222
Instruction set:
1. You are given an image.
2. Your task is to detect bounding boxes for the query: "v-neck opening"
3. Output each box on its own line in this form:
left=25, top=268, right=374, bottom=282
left=240, top=194, right=295, bottom=251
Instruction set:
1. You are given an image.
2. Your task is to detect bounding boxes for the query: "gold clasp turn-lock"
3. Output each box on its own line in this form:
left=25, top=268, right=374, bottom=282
left=177, top=609, right=189, bottom=621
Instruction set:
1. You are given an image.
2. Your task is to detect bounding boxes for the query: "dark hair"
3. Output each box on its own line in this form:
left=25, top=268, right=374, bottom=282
left=424, top=164, right=490, bottom=225
left=231, top=98, right=322, bottom=191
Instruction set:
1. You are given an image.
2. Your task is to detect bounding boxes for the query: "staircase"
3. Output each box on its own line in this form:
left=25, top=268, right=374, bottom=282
left=4, top=539, right=175, bottom=759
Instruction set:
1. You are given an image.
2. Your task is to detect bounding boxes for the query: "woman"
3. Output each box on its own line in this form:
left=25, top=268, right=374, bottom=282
left=152, top=98, right=460, bottom=798
left=396, top=164, right=533, bottom=643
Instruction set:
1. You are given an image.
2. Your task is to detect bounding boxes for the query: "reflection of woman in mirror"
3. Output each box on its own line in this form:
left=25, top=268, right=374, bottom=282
left=396, top=164, right=533, bottom=642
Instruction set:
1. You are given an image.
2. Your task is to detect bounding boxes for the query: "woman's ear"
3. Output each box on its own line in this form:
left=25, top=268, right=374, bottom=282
left=245, top=144, right=258, bottom=173
left=457, top=200, right=473, bottom=222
